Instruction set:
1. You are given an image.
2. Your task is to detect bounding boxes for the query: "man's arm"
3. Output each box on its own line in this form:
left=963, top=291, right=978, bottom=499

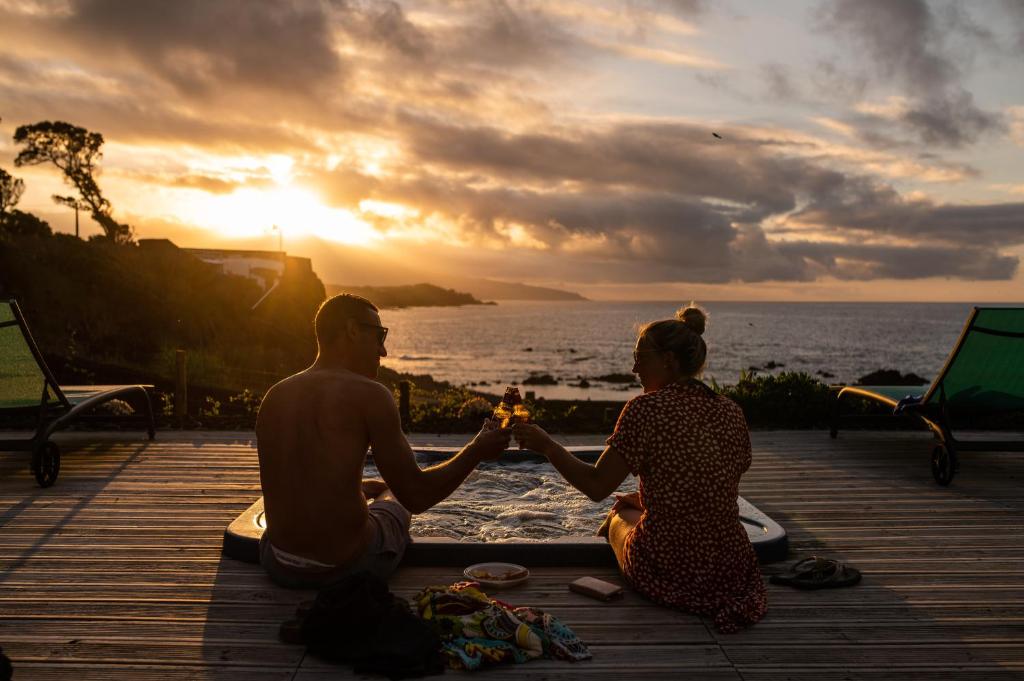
left=364, top=384, right=509, bottom=513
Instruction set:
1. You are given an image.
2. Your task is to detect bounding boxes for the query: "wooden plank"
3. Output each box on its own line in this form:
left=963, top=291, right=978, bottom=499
left=299, top=644, right=734, bottom=670
left=4, top=664, right=296, bottom=681
left=723, top=642, right=1024, bottom=666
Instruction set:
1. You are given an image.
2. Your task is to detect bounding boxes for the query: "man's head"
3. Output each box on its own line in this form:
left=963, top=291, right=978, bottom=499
left=314, top=294, right=387, bottom=377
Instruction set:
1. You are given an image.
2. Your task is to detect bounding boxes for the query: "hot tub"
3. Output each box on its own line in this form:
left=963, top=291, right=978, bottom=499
left=223, top=447, right=788, bottom=565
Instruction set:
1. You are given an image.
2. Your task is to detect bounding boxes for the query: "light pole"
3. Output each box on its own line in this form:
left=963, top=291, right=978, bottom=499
left=271, top=224, right=283, bottom=253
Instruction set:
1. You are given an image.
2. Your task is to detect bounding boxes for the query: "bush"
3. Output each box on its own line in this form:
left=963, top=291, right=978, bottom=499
left=716, top=371, right=832, bottom=429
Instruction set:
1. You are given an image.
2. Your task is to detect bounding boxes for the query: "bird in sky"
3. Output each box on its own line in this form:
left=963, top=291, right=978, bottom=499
left=712, top=132, right=723, bottom=139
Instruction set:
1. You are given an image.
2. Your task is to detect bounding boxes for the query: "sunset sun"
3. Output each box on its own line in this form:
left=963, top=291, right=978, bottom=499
left=178, top=185, right=381, bottom=246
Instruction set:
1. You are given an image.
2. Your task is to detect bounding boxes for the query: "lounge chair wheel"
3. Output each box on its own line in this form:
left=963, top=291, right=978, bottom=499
left=31, top=441, right=61, bottom=488
left=931, top=443, right=957, bottom=486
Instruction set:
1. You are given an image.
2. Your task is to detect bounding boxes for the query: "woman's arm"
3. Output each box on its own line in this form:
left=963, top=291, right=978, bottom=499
left=513, top=424, right=630, bottom=501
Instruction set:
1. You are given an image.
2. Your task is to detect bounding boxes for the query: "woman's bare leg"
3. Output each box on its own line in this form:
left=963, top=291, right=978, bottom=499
left=607, top=508, right=642, bottom=569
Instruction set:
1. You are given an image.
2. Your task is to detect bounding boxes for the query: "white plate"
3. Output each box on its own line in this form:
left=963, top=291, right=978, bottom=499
left=463, top=562, right=530, bottom=589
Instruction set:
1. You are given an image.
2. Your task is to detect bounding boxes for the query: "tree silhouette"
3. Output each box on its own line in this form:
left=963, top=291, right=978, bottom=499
left=1, top=209, right=52, bottom=238
left=0, top=168, right=25, bottom=218
left=13, top=120, right=133, bottom=243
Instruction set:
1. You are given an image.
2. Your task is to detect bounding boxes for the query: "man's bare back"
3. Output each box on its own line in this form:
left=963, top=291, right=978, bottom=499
left=254, top=294, right=511, bottom=584
left=256, top=367, right=383, bottom=566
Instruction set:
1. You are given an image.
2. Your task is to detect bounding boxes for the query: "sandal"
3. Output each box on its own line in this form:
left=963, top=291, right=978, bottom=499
left=769, top=556, right=862, bottom=590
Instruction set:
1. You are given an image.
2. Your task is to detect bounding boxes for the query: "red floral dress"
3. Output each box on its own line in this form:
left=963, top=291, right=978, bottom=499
left=606, top=380, right=767, bottom=633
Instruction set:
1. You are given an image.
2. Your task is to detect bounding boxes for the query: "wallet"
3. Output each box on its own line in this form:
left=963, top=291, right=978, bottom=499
left=568, top=576, right=624, bottom=601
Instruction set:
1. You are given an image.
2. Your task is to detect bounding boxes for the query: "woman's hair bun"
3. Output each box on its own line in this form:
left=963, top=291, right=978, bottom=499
left=675, top=303, right=707, bottom=336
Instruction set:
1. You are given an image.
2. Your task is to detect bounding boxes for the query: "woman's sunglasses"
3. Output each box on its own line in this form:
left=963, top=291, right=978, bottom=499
left=632, top=348, right=663, bottom=363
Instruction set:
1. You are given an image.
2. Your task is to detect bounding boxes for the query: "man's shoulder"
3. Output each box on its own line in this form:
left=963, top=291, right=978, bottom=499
left=261, top=370, right=391, bottom=412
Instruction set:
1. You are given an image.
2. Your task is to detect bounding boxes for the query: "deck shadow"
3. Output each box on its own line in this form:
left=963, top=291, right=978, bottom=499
left=728, top=432, right=1024, bottom=679
left=0, top=440, right=149, bottom=585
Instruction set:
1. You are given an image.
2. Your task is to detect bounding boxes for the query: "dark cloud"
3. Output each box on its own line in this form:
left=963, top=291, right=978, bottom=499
left=0, top=55, right=322, bottom=152
left=779, top=241, right=1018, bottom=281
left=795, top=185, right=1024, bottom=249
left=446, top=1, right=578, bottom=67
left=58, top=0, right=344, bottom=97
left=644, top=0, right=707, bottom=16
left=365, top=1, right=432, bottom=59
left=818, top=0, right=1004, bottom=147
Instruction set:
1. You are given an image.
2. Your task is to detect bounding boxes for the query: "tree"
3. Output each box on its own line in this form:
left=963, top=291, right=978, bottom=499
left=13, top=121, right=133, bottom=243
left=0, top=168, right=25, bottom=218
left=0, top=209, right=52, bottom=238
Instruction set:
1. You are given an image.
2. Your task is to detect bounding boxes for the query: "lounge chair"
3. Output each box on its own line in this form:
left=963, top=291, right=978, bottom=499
left=0, top=299, right=155, bottom=487
left=831, top=307, right=1024, bottom=486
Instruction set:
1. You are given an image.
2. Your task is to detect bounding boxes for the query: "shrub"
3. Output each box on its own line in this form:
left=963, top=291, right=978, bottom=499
left=717, top=371, right=832, bottom=429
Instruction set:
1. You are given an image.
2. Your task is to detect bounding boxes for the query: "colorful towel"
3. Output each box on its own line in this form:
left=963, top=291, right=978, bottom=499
left=413, top=581, right=591, bottom=670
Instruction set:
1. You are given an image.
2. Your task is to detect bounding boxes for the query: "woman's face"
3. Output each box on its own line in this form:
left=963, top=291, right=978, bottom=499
left=632, top=334, right=674, bottom=393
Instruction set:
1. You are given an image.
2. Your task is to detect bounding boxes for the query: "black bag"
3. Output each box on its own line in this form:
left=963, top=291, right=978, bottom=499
left=282, top=571, right=444, bottom=679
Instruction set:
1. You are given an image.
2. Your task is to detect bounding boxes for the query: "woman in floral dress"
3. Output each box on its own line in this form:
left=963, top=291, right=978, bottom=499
left=513, top=304, right=767, bottom=632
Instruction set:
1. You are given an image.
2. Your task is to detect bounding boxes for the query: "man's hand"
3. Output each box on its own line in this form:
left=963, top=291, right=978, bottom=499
left=469, top=419, right=512, bottom=460
left=511, top=422, right=556, bottom=456
left=361, top=478, right=389, bottom=500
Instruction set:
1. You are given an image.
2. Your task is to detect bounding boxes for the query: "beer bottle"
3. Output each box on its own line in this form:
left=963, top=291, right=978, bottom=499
left=493, top=386, right=530, bottom=427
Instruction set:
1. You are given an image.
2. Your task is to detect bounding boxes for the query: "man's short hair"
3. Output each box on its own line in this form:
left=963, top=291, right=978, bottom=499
left=315, top=294, right=379, bottom=345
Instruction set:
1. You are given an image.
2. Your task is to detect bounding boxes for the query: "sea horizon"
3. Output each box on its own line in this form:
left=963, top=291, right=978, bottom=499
left=378, top=300, right=999, bottom=400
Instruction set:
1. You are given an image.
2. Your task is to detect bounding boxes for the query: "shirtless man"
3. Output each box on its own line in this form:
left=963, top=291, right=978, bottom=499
left=256, top=294, right=511, bottom=588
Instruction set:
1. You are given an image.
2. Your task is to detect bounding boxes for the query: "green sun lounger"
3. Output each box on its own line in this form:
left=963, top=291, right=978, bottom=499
left=0, top=299, right=155, bottom=487
left=831, top=307, right=1024, bottom=486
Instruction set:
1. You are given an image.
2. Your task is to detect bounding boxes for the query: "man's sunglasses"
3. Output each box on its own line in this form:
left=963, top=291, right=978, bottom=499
left=357, top=322, right=388, bottom=345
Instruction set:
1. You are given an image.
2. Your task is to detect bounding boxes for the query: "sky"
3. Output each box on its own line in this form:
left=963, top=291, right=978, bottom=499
left=1, top=0, right=1023, bottom=301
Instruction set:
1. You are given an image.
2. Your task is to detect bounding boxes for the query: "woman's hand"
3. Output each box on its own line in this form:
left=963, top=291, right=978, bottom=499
left=610, top=491, right=643, bottom=513
left=511, top=422, right=556, bottom=456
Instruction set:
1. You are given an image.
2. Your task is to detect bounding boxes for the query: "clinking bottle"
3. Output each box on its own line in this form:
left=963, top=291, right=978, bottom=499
left=494, top=386, right=530, bottom=428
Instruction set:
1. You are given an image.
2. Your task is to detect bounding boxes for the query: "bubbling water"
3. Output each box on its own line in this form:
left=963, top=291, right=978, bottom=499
left=364, top=460, right=630, bottom=542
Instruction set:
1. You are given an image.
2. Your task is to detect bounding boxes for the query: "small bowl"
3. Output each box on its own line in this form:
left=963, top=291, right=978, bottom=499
left=463, top=562, right=530, bottom=589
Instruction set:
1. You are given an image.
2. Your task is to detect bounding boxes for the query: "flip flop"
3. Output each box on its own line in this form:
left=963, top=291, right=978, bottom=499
left=769, top=556, right=862, bottom=590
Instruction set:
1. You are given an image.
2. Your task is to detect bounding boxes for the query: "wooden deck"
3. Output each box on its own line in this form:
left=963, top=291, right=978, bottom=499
left=2, top=429, right=1024, bottom=679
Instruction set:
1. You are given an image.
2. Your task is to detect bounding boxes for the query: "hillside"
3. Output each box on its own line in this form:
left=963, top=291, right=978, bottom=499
left=326, top=283, right=492, bottom=308
left=0, top=233, right=326, bottom=392
left=440, top=277, right=587, bottom=302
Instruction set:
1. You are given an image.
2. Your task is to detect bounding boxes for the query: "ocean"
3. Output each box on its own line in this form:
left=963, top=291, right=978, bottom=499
left=378, top=301, right=1011, bottom=401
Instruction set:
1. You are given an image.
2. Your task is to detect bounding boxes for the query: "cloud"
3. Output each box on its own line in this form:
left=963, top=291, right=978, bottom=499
left=1009, top=106, right=1024, bottom=147
left=55, top=0, right=344, bottom=97
left=793, top=182, right=1024, bottom=249
left=778, top=241, right=1018, bottom=281
left=1001, top=0, right=1024, bottom=51
left=760, top=63, right=802, bottom=101
left=309, top=115, right=1021, bottom=283
left=817, top=0, right=1004, bottom=147
left=646, top=0, right=707, bottom=17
